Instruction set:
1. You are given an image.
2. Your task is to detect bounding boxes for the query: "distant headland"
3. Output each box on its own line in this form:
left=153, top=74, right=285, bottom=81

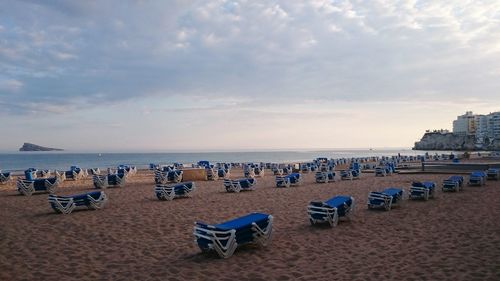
left=19, top=143, right=64, bottom=152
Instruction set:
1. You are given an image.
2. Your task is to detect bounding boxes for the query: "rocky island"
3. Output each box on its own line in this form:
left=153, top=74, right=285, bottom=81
left=19, top=143, right=64, bottom=152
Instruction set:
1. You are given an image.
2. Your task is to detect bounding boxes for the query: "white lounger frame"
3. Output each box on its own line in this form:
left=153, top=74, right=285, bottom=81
left=244, top=168, right=256, bottom=178
left=48, top=192, right=108, bottom=214
left=375, top=167, right=387, bottom=177
left=307, top=197, right=355, bottom=227
left=155, top=183, right=196, bottom=201
left=193, top=215, right=273, bottom=259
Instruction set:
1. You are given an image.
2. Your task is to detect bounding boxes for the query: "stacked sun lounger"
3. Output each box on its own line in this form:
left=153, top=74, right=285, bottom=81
left=117, top=165, right=137, bottom=176
left=17, top=177, right=60, bottom=196
left=442, top=175, right=464, bottom=192
left=0, top=170, right=12, bottom=184
left=193, top=212, right=273, bottom=258
left=340, top=170, right=353, bottom=180
left=276, top=173, right=301, bottom=187
left=64, top=166, right=85, bottom=180
left=155, top=169, right=183, bottom=184
left=243, top=165, right=256, bottom=178
left=315, top=171, right=335, bottom=183
left=409, top=181, right=436, bottom=200
left=368, top=188, right=403, bottom=211
left=375, top=166, right=388, bottom=177
left=205, top=166, right=219, bottom=181
left=87, top=168, right=101, bottom=175
left=217, top=167, right=230, bottom=178
left=48, top=191, right=108, bottom=214
left=93, top=173, right=126, bottom=189
left=468, top=171, right=486, bottom=186
left=155, top=182, right=196, bottom=200
left=486, top=168, right=499, bottom=180
left=307, top=195, right=354, bottom=227
left=224, top=178, right=256, bottom=192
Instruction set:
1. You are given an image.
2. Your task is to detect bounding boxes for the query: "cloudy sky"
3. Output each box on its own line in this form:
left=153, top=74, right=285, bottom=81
left=0, top=0, right=499, bottom=152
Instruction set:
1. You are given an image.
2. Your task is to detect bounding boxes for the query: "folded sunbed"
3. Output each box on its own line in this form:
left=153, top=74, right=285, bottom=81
left=64, top=166, right=85, bottom=180
left=409, top=181, right=436, bottom=200
left=93, top=174, right=126, bottom=189
left=340, top=170, right=352, bottom=180
left=0, top=170, right=12, bottom=184
left=315, top=171, right=335, bottom=183
left=275, top=173, right=301, bottom=187
left=442, top=176, right=464, bottom=192
left=224, top=178, right=256, bottom=193
left=217, top=168, right=230, bottom=178
left=368, top=188, right=403, bottom=210
left=155, top=169, right=183, bottom=184
left=486, top=168, right=499, bottom=181
left=17, top=177, right=60, bottom=196
left=468, top=171, right=486, bottom=186
left=193, top=212, right=273, bottom=258
left=375, top=167, right=387, bottom=177
left=155, top=182, right=195, bottom=200
left=48, top=191, right=108, bottom=214
left=205, top=167, right=219, bottom=181
left=307, top=195, right=354, bottom=227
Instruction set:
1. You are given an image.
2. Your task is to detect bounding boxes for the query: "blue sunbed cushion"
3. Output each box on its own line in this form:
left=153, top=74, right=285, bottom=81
left=214, top=212, right=270, bottom=231
left=382, top=188, right=402, bottom=196
left=55, top=191, right=102, bottom=200
left=447, top=175, right=463, bottom=182
left=470, top=171, right=486, bottom=177
left=324, top=196, right=352, bottom=208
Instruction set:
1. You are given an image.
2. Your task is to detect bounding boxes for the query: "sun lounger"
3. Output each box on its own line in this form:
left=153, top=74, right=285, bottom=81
left=254, top=167, right=264, bottom=177
left=0, top=171, right=12, bottom=184
left=244, top=167, right=255, bottom=178
left=87, top=168, right=101, bottom=175
left=442, top=176, right=464, bottom=192
left=16, top=177, right=60, bottom=196
left=24, top=168, right=37, bottom=180
left=468, top=171, right=486, bottom=186
left=315, top=171, right=335, bottom=183
left=224, top=178, right=256, bottom=193
left=48, top=191, right=108, bottom=214
left=409, top=181, right=436, bottom=200
left=486, top=168, right=499, bottom=180
left=307, top=195, right=354, bottom=227
left=155, top=182, right=196, bottom=200
left=375, top=167, right=387, bottom=177
left=64, top=166, right=85, bottom=180
left=276, top=173, right=301, bottom=187
left=154, top=169, right=183, bottom=184
left=193, top=212, right=273, bottom=258
left=340, top=170, right=352, bottom=180
left=217, top=168, right=230, bottom=178
left=93, top=174, right=126, bottom=189
left=205, top=167, right=219, bottom=181
left=368, top=188, right=403, bottom=210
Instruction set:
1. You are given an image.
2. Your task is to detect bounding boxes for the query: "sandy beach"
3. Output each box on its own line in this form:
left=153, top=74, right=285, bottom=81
left=1, top=168, right=499, bottom=281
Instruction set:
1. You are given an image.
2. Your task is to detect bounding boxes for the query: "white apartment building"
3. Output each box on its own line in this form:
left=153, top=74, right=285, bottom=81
left=453, top=111, right=500, bottom=145
left=452, top=111, right=475, bottom=135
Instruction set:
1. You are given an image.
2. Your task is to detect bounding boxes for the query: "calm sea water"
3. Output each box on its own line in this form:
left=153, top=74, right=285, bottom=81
left=0, top=149, right=454, bottom=171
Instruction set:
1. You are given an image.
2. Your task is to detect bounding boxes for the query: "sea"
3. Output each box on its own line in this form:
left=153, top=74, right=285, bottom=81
left=0, top=149, right=461, bottom=172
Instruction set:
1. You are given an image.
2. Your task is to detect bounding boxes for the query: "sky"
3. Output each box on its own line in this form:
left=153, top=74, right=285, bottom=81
left=0, top=0, right=499, bottom=152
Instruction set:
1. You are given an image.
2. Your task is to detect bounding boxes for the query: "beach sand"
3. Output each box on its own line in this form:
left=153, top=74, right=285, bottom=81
left=0, top=169, right=499, bottom=281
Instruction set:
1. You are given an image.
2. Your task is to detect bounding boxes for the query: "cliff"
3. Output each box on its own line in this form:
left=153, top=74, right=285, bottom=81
left=413, top=132, right=500, bottom=151
left=19, top=143, right=64, bottom=152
